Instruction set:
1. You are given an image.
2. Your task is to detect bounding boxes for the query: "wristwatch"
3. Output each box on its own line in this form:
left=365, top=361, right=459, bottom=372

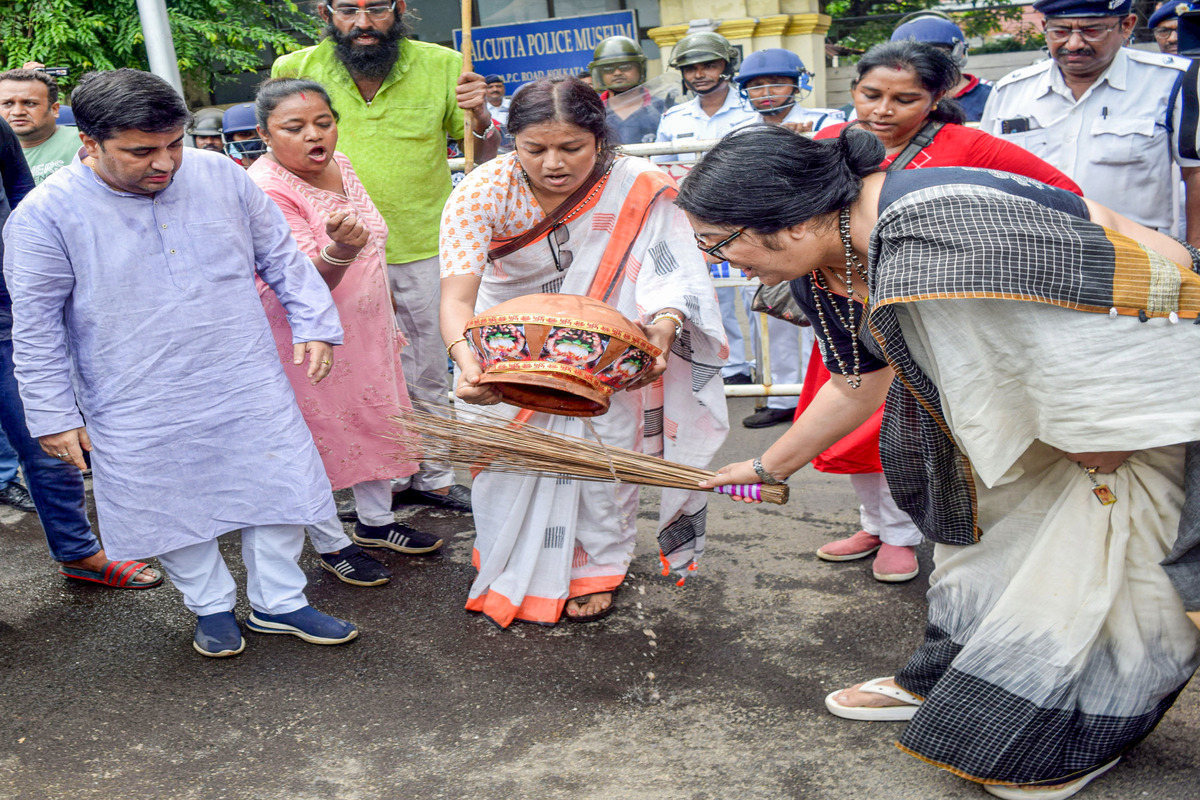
left=752, top=457, right=785, bottom=485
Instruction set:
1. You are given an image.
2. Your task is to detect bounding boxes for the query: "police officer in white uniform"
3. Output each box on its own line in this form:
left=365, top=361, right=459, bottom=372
left=981, top=0, right=1200, bottom=241
left=655, top=32, right=759, bottom=386
left=654, top=32, right=757, bottom=165
left=734, top=48, right=845, bottom=132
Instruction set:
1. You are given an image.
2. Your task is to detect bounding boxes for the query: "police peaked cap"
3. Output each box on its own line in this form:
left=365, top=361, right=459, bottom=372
left=1032, top=0, right=1134, bottom=17
left=1148, top=2, right=1188, bottom=27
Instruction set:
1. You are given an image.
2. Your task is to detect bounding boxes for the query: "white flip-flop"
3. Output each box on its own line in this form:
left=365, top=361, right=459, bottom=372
left=983, top=758, right=1120, bottom=800
left=824, top=676, right=923, bottom=721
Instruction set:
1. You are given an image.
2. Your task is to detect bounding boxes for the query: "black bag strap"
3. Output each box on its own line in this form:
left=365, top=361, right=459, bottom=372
left=887, top=120, right=945, bottom=171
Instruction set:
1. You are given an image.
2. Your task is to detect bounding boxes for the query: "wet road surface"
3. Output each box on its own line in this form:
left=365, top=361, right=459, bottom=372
left=1, top=398, right=1196, bottom=799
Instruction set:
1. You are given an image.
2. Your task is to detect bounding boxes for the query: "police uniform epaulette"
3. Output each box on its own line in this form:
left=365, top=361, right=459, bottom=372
left=660, top=103, right=689, bottom=118
left=1125, top=47, right=1190, bottom=72
left=993, top=59, right=1053, bottom=89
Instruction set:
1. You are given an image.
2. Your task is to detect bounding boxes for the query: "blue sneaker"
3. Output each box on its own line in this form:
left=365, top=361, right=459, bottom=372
left=245, top=606, right=358, bottom=645
left=193, top=611, right=245, bottom=658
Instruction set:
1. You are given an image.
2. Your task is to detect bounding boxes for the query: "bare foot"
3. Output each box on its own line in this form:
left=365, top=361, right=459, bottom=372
left=830, top=678, right=911, bottom=710
left=564, top=592, right=613, bottom=619
left=62, top=549, right=161, bottom=585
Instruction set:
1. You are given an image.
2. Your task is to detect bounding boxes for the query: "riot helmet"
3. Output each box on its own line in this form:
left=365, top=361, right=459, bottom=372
left=189, top=107, right=224, bottom=137
left=222, top=102, right=266, bottom=166
left=668, top=31, right=740, bottom=95
left=735, top=48, right=813, bottom=114
left=891, top=12, right=968, bottom=67
left=588, top=36, right=648, bottom=93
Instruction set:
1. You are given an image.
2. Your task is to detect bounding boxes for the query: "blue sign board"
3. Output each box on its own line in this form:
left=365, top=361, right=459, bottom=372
left=455, top=10, right=638, bottom=89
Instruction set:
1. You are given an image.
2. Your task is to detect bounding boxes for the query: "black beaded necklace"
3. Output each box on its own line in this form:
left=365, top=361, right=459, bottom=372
left=807, top=207, right=869, bottom=389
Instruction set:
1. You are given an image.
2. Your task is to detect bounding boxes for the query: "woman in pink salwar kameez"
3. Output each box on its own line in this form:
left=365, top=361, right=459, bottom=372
left=248, top=78, right=443, bottom=588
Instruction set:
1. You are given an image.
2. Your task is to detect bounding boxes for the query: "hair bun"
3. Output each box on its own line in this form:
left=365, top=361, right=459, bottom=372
left=839, top=125, right=886, bottom=178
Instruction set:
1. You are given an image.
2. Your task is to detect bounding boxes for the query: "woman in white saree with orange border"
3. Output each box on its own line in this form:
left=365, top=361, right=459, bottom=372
left=440, top=78, right=729, bottom=628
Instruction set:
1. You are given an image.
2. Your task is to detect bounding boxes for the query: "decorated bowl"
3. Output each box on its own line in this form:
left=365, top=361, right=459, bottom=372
left=464, top=293, right=662, bottom=417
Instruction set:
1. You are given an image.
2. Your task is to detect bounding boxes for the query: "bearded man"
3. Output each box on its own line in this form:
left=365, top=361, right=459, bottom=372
left=273, top=1, right=495, bottom=523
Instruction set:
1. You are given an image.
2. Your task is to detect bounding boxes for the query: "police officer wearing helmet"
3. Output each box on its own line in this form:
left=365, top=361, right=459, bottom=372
left=222, top=102, right=266, bottom=168
left=891, top=12, right=992, bottom=120
left=982, top=0, right=1200, bottom=240
left=189, top=107, right=225, bottom=153
left=653, top=31, right=756, bottom=166
left=655, top=33, right=758, bottom=385
left=726, top=47, right=843, bottom=427
left=590, top=36, right=665, bottom=144
left=734, top=48, right=845, bottom=133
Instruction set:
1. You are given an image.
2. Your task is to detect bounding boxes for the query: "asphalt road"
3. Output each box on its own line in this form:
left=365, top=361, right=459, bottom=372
left=1, top=397, right=1197, bottom=799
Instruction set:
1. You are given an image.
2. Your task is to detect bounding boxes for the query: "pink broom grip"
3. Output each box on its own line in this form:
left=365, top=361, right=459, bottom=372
left=713, top=483, right=763, bottom=502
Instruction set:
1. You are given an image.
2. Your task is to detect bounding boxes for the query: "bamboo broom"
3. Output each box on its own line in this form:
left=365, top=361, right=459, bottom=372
left=388, top=407, right=789, bottom=505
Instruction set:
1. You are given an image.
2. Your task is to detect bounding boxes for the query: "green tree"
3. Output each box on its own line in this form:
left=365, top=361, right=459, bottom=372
left=824, top=1, right=1036, bottom=55
left=0, top=0, right=320, bottom=101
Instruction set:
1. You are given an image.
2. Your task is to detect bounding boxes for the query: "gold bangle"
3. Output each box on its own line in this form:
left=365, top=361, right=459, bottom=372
left=446, top=337, right=468, bottom=358
left=650, top=310, right=684, bottom=340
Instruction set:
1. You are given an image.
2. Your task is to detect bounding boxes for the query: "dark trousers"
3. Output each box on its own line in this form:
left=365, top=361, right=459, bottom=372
left=0, top=339, right=99, bottom=562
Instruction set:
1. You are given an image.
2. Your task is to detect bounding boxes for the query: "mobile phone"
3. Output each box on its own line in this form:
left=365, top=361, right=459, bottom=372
left=36, top=67, right=69, bottom=78
left=1000, top=118, right=1030, bottom=135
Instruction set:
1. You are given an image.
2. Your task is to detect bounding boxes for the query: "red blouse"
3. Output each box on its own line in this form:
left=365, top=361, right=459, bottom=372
left=815, top=121, right=1083, bottom=196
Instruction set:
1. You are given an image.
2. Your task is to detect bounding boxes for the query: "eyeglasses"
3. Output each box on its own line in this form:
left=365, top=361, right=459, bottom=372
left=326, top=2, right=395, bottom=21
left=599, top=63, right=638, bottom=75
left=1043, top=22, right=1121, bottom=43
left=1154, top=25, right=1179, bottom=41
left=694, top=227, right=745, bottom=261
left=549, top=224, right=573, bottom=272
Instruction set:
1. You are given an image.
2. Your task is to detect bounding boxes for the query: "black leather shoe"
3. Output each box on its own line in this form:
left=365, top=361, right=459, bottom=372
left=742, top=407, right=796, bottom=429
left=393, top=484, right=472, bottom=513
left=0, top=482, right=36, bottom=513
left=335, top=497, right=357, bottom=521
left=723, top=372, right=754, bottom=385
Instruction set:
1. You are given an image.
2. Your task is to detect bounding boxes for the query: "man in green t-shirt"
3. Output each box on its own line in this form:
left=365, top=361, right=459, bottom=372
left=273, top=1, right=497, bottom=518
left=0, top=69, right=80, bottom=185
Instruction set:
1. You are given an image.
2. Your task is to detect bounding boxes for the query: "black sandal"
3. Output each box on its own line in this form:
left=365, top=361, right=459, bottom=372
left=562, top=588, right=618, bottom=623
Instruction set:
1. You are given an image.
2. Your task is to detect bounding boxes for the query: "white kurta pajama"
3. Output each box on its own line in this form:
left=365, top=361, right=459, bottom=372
left=3, top=149, right=342, bottom=612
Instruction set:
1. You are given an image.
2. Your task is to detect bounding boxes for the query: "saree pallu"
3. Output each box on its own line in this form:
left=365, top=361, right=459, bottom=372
left=462, top=157, right=729, bottom=628
left=862, top=179, right=1200, bottom=785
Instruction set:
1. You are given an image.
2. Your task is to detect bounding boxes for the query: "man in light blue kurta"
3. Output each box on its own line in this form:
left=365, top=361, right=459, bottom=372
left=1, top=69, right=358, bottom=658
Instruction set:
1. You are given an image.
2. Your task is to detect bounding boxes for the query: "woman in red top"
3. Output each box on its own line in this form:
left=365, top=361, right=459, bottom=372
left=801, top=41, right=1082, bottom=583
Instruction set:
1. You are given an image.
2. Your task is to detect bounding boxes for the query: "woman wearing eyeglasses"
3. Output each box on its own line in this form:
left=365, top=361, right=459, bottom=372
left=440, top=77, right=728, bottom=628
left=684, top=123, right=1200, bottom=799
left=797, top=40, right=1082, bottom=585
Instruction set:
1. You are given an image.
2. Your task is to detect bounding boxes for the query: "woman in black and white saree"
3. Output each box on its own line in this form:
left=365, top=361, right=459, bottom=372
left=678, top=124, right=1200, bottom=799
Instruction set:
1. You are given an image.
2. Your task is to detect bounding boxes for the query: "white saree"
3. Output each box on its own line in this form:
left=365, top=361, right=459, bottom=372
left=442, top=154, right=729, bottom=627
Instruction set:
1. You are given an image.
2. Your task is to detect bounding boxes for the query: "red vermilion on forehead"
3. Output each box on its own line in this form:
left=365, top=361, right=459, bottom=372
left=300, top=92, right=307, bottom=100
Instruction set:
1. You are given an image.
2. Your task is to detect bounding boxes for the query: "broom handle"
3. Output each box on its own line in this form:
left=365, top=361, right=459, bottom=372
left=712, top=483, right=788, bottom=505
left=461, top=0, right=475, bottom=173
